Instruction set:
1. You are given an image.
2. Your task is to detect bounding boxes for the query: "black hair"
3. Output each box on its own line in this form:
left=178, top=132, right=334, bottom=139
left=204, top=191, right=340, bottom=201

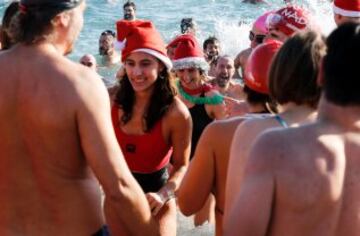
left=8, top=0, right=82, bottom=44
left=0, top=1, right=19, bottom=50
left=115, top=69, right=176, bottom=132
left=244, top=85, right=277, bottom=113
left=123, top=1, right=136, bottom=10
left=203, top=36, right=219, bottom=50
left=323, top=22, right=360, bottom=106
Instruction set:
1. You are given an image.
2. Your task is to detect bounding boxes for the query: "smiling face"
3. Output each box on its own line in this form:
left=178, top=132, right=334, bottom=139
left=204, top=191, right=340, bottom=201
left=124, top=51, right=164, bottom=93
left=176, top=67, right=202, bottom=89
left=204, top=42, right=220, bottom=60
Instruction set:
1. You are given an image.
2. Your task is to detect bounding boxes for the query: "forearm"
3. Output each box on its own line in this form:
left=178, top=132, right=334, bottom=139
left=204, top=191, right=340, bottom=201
left=103, top=177, right=159, bottom=236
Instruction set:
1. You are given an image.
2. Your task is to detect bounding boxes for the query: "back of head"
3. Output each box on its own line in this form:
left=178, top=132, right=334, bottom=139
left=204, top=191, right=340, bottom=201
left=269, top=31, right=325, bottom=108
left=8, top=0, right=83, bottom=44
left=323, top=22, right=360, bottom=106
left=244, top=39, right=283, bottom=95
left=266, top=5, right=310, bottom=36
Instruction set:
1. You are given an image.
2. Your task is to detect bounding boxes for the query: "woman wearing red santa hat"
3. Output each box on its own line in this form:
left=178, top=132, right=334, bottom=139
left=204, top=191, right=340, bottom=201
left=112, top=20, right=192, bottom=235
left=170, top=34, right=227, bottom=226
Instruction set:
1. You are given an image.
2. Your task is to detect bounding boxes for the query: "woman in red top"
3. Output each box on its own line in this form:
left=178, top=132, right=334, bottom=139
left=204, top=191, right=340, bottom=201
left=112, top=20, right=192, bottom=235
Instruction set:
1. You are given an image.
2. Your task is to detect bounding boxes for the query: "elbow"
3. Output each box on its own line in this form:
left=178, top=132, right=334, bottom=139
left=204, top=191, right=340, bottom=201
left=103, top=178, right=132, bottom=203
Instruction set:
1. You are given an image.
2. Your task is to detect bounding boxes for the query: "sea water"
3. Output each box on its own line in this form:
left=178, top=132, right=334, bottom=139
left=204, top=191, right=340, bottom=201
left=0, top=0, right=335, bottom=62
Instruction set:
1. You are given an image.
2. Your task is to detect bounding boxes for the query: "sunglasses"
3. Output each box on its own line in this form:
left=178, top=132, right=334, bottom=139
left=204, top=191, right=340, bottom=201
left=249, top=31, right=266, bottom=44
left=81, top=61, right=94, bottom=67
left=101, top=30, right=116, bottom=37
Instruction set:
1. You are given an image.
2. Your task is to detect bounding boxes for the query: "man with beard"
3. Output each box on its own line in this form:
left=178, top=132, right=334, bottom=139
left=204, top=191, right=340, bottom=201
left=0, top=0, right=158, bottom=235
left=123, top=1, right=136, bottom=21
left=203, top=36, right=220, bottom=77
left=211, top=55, right=245, bottom=101
left=97, top=29, right=121, bottom=86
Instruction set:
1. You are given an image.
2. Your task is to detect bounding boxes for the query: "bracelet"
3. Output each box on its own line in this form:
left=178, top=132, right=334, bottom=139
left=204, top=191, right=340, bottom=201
left=158, top=186, right=175, bottom=203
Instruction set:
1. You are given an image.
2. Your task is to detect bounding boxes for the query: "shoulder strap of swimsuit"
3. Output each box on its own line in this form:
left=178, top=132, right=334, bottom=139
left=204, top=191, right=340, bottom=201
left=274, top=114, right=288, bottom=128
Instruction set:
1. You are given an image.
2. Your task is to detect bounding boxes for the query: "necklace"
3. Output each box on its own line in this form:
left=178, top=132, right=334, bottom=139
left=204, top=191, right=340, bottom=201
left=177, top=80, right=224, bottom=105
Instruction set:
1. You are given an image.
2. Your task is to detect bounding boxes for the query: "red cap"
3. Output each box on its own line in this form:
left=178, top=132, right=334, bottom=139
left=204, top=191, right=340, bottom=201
left=244, top=39, right=283, bottom=94
left=334, top=0, right=360, bottom=17
left=115, top=20, right=172, bottom=69
left=267, top=6, right=309, bottom=36
left=171, top=34, right=209, bottom=71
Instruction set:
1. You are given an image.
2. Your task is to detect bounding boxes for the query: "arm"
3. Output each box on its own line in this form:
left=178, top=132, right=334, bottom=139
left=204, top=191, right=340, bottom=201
left=205, top=90, right=228, bottom=120
left=223, top=132, right=276, bottom=236
left=147, top=99, right=192, bottom=215
left=177, top=122, right=216, bottom=216
left=76, top=70, right=159, bottom=235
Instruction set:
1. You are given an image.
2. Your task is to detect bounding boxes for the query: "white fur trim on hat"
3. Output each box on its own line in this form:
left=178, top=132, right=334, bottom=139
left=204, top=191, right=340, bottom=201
left=115, top=39, right=127, bottom=51
left=133, top=48, right=173, bottom=70
left=333, top=4, right=360, bottom=17
left=172, top=57, right=209, bottom=71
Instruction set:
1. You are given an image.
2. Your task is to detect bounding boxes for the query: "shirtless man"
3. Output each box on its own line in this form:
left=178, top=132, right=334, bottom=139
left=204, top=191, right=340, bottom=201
left=0, top=0, right=158, bottom=235
left=224, top=22, right=360, bottom=236
left=211, top=55, right=245, bottom=101
left=333, top=0, right=360, bottom=26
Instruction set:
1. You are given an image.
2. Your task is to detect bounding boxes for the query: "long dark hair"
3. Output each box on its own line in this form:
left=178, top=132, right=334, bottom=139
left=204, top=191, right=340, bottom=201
left=115, top=69, right=176, bottom=132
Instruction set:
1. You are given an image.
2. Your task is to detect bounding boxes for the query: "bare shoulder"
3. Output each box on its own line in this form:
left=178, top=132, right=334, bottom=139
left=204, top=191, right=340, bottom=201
left=164, top=97, right=191, bottom=124
left=203, top=117, right=247, bottom=142
left=237, top=114, right=276, bottom=135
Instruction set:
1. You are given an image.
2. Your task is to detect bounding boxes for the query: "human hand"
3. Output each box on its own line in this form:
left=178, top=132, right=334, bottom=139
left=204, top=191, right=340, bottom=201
left=146, top=187, right=175, bottom=216
left=146, top=192, right=166, bottom=216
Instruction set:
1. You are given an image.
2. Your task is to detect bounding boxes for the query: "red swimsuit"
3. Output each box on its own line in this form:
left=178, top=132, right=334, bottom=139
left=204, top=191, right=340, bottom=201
left=111, top=105, right=173, bottom=173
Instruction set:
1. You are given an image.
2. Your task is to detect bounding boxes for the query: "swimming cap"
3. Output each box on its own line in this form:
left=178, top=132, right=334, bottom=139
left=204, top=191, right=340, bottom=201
left=20, top=0, right=83, bottom=11
left=253, top=11, right=272, bottom=34
left=244, top=39, right=283, bottom=94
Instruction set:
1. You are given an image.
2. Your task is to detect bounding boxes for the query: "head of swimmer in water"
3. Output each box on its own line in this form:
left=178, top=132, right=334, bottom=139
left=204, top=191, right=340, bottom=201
left=123, top=1, right=136, bottom=21
left=203, top=36, right=220, bottom=61
left=99, top=30, right=116, bottom=56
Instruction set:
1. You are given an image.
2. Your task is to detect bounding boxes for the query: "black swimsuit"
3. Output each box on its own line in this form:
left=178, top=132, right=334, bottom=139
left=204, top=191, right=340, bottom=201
left=189, top=96, right=213, bottom=159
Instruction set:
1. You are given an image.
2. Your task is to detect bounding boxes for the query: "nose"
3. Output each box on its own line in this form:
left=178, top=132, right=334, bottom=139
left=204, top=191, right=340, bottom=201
left=133, top=66, right=142, bottom=76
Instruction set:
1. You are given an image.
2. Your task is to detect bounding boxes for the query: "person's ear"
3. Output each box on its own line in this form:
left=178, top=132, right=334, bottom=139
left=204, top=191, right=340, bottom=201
left=52, top=11, right=71, bottom=28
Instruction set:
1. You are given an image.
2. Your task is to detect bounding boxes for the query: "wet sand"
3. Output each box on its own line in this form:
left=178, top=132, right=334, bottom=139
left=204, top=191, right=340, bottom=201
left=177, top=211, right=214, bottom=236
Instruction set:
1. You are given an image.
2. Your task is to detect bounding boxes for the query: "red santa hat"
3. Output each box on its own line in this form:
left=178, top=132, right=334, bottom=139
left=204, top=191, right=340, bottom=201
left=115, top=20, right=172, bottom=69
left=266, top=6, right=309, bottom=36
left=171, top=34, right=209, bottom=71
left=333, top=0, right=360, bottom=17
left=244, top=39, right=283, bottom=94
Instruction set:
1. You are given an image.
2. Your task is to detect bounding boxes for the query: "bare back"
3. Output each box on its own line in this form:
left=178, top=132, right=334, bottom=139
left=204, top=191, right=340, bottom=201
left=225, top=119, right=360, bottom=236
left=0, top=45, right=105, bottom=235
left=268, top=123, right=360, bottom=236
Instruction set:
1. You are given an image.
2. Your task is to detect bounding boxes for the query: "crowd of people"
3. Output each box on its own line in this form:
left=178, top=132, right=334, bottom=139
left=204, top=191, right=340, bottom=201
left=1, top=0, right=360, bottom=235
